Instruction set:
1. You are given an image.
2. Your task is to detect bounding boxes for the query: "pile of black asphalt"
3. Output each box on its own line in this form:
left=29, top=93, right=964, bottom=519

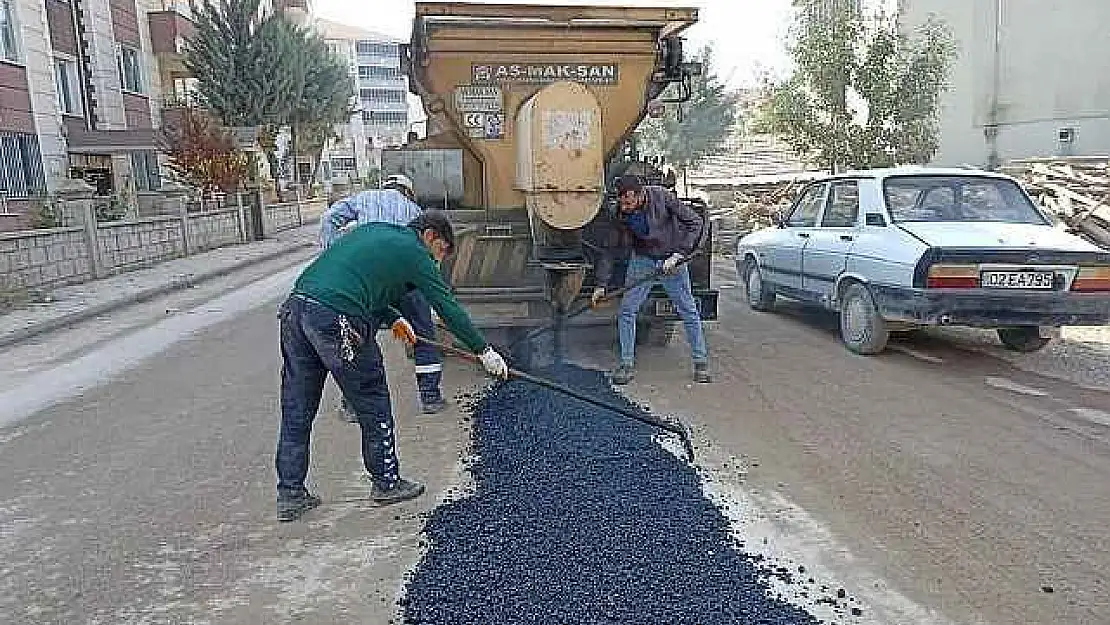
left=400, top=365, right=825, bottom=625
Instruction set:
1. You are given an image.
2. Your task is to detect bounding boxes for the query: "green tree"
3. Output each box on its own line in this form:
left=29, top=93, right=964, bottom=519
left=285, top=32, right=356, bottom=187
left=635, top=45, right=739, bottom=173
left=183, top=1, right=354, bottom=189
left=184, top=0, right=298, bottom=127
left=763, top=0, right=956, bottom=172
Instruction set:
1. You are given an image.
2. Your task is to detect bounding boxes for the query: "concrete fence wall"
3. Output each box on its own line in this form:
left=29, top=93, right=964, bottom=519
left=0, top=227, right=95, bottom=289
left=97, top=216, right=186, bottom=273
left=0, top=196, right=317, bottom=293
left=188, top=209, right=242, bottom=253
left=264, top=201, right=302, bottom=234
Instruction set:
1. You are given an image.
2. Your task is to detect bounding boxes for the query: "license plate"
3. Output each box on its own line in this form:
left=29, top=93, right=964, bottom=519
left=980, top=270, right=1056, bottom=290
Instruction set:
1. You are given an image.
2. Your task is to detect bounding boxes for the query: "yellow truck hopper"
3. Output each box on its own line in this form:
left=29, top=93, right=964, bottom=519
left=388, top=2, right=713, bottom=358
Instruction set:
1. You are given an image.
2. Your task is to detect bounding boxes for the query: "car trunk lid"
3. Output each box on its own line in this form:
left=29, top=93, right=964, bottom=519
left=898, top=222, right=1101, bottom=252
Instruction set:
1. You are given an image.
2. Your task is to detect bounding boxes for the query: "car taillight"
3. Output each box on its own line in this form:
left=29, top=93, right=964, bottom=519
left=1072, top=266, right=1110, bottom=292
left=926, top=264, right=979, bottom=288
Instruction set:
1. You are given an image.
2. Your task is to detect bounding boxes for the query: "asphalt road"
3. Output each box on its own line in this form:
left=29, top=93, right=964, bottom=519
left=1, top=260, right=1107, bottom=624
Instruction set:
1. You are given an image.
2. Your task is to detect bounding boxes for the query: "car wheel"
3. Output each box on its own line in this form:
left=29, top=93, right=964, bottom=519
left=839, top=282, right=890, bottom=355
left=743, top=258, right=776, bottom=312
left=997, top=326, right=1052, bottom=353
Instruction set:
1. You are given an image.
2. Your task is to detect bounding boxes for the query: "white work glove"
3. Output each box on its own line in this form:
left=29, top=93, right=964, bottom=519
left=591, top=287, right=607, bottom=307
left=338, top=221, right=359, bottom=236
left=479, top=346, right=509, bottom=380
left=662, top=253, right=685, bottom=275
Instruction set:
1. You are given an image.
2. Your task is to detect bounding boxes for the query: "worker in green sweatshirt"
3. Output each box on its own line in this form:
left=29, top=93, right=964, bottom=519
left=275, top=210, right=508, bottom=522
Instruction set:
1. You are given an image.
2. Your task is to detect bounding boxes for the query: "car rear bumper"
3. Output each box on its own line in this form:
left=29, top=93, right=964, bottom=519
left=871, top=284, right=1110, bottom=328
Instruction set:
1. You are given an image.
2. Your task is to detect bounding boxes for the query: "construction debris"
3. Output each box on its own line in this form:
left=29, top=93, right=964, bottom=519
left=701, top=177, right=813, bottom=256
left=1001, top=156, right=1110, bottom=249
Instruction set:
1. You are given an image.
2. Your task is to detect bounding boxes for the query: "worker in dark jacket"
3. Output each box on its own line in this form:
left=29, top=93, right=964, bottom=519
left=275, top=211, right=508, bottom=522
left=592, top=175, right=710, bottom=385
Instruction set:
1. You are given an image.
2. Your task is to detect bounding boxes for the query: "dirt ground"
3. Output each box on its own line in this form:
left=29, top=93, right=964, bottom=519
left=565, top=271, right=1109, bottom=625
left=3, top=258, right=1107, bottom=625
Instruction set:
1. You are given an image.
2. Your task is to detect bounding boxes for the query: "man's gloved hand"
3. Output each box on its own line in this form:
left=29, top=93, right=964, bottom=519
left=590, top=287, right=607, bottom=307
left=662, top=253, right=685, bottom=275
left=391, top=318, right=417, bottom=345
left=479, top=347, right=509, bottom=379
left=339, top=221, right=359, bottom=236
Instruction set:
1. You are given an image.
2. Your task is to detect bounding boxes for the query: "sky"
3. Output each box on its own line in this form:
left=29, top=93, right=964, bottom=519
left=313, top=0, right=797, bottom=89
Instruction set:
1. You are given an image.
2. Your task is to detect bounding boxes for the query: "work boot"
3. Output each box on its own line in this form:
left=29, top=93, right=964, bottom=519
left=693, top=362, right=712, bottom=384
left=370, top=478, right=425, bottom=505
left=276, top=491, right=322, bottom=522
left=611, top=363, right=635, bottom=385
left=422, top=398, right=449, bottom=414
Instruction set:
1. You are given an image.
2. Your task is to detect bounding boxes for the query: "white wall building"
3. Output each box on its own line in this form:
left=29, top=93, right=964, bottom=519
left=301, top=17, right=408, bottom=186
left=900, top=0, right=1110, bottom=168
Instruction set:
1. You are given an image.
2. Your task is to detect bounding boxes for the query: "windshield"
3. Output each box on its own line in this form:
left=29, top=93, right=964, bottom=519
left=883, top=175, right=1048, bottom=225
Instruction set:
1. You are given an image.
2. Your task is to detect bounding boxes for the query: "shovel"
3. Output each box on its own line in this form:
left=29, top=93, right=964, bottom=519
left=418, top=336, right=696, bottom=461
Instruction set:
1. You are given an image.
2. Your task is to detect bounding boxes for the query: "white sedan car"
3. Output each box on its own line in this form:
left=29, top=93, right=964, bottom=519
left=735, top=168, right=1110, bottom=354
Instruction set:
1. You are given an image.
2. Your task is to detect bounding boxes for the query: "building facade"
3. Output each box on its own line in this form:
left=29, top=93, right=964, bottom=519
left=355, top=35, right=408, bottom=149
left=0, top=0, right=283, bottom=231
left=0, top=0, right=172, bottom=228
left=284, top=16, right=409, bottom=187
left=900, top=0, right=1110, bottom=168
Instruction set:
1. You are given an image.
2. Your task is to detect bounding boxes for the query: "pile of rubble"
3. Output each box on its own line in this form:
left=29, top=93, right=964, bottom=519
left=708, top=178, right=811, bottom=256
left=1002, top=156, right=1110, bottom=249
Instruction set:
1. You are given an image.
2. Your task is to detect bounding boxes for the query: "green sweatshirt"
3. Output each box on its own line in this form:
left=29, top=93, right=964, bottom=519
left=292, top=222, right=487, bottom=353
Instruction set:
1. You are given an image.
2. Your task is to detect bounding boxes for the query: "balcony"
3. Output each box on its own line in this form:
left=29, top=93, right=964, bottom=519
left=148, top=10, right=195, bottom=73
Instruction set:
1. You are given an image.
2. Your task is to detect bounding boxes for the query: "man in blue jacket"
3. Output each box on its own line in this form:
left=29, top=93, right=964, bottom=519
left=320, top=174, right=448, bottom=415
left=592, top=175, right=710, bottom=385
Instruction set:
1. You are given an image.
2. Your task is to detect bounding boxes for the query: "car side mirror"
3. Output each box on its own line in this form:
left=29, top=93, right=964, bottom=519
left=771, top=212, right=787, bottom=228
left=865, top=214, right=887, bottom=227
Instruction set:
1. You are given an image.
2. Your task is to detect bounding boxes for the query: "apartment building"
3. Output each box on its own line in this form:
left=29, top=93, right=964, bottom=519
left=302, top=16, right=408, bottom=186
left=0, top=0, right=283, bottom=231
left=355, top=34, right=408, bottom=149
left=0, top=0, right=177, bottom=229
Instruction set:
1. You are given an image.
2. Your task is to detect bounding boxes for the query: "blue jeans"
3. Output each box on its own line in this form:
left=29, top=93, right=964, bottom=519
left=338, top=289, right=442, bottom=413
left=618, top=255, right=709, bottom=366
left=276, top=295, right=400, bottom=498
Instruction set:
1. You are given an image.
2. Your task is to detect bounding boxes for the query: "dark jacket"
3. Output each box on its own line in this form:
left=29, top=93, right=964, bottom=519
left=594, top=185, right=705, bottom=288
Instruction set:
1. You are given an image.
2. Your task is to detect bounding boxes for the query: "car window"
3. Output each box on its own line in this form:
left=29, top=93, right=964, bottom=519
left=821, top=181, right=860, bottom=228
left=788, top=184, right=825, bottom=227
left=883, top=176, right=1048, bottom=225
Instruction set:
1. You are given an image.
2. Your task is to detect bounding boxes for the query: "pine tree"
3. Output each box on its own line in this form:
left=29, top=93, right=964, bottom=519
left=184, top=0, right=298, bottom=127
left=286, top=32, right=357, bottom=187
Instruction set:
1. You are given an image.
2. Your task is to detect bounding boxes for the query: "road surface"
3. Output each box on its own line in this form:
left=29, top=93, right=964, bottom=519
left=0, top=258, right=1107, bottom=624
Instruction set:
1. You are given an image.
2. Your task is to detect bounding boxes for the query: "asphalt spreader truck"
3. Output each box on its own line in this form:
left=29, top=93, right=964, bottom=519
left=384, top=2, right=719, bottom=364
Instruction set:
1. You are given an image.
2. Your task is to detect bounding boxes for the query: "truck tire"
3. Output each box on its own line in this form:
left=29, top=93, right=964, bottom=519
left=742, top=258, right=776, bottom=312
left=839, top=282, right=889, bottom=355
left=997, top=326, right=1052, bottom=353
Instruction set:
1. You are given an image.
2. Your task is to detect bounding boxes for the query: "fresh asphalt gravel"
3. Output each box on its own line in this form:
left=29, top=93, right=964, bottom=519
left=400, top=365, right=823, bottom=625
